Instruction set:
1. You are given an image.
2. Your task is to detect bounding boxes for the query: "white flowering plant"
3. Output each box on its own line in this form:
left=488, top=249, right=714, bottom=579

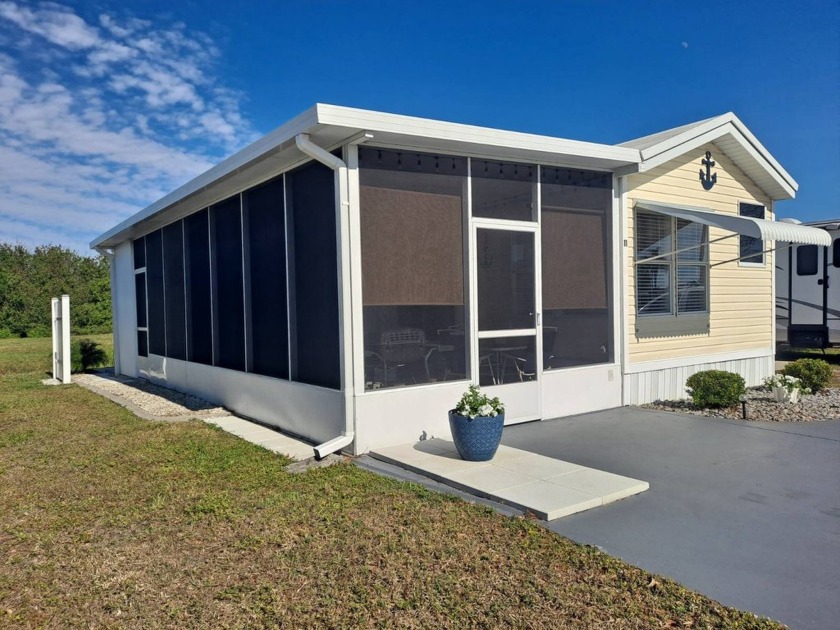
left=453, top=384, right=505, bottom=420
left=763, top=374, right=811, bottom=395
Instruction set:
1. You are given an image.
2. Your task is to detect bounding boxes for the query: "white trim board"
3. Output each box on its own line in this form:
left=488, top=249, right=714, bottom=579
left=624, top=347, right=774, bottom=374
left=622, top=113, right=797, bottom=200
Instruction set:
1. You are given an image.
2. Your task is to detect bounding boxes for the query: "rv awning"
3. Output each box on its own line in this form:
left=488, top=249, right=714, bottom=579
left=635, top=201, right=831, bottom=247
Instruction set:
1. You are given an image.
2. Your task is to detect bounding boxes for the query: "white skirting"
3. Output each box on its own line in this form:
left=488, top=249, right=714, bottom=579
left=623, top=352, right=775, bottom=404
left=137, top=354, right=345, bottom=446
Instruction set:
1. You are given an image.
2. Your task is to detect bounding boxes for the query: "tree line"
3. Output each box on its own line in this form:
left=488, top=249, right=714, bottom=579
left=0, top=243, right=112, bottom=338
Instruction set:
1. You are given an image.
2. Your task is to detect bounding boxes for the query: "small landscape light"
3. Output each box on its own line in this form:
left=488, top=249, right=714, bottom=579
left=739, top=394, right=748, bottom=420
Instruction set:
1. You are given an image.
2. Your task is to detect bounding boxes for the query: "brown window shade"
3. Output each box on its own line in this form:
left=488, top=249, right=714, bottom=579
left=361, top=186, right=464, bottom=306
left=541, top=209, right=608, bottom=310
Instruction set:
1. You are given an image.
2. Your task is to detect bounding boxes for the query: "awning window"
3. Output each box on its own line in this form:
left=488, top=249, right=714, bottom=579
left=634, top=201, right=831, bottom=267
left=635, top=202, right=830, bottom=246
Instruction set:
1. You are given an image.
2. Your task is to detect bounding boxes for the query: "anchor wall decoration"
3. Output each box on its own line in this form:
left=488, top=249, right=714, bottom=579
left=700, top=151, right=717, bottom=190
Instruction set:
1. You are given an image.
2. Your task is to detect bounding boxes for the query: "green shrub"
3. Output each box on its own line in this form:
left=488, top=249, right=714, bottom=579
left=0, top=328, right=12, bottom=339
left=66, top=338, right=108, bottom=373
left=782, top=358, right=832, bottom=393
left=69, top=340, right=83, bottom=374
left=78, top=338, right=109, bottom=371
left=25, top=325, right=51, bottom=338
left=685, top=370, right=745, bottom=408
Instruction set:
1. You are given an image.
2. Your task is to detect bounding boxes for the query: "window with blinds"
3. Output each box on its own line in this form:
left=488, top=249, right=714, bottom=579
left=635, top=210, right=708, bottom=316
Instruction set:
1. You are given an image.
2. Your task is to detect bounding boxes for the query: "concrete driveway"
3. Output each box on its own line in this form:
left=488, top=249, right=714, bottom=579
left=502, top=408, right=840, bottom=630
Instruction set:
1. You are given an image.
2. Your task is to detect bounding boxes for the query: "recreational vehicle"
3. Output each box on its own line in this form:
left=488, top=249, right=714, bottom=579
left=776, top=220, right=840, bottom=348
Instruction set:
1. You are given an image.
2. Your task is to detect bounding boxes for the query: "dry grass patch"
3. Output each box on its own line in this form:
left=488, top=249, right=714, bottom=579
left=0, top=337, right=785, bottom=628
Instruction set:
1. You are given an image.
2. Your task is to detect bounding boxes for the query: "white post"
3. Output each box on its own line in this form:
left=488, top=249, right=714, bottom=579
left=51, top=297, right=59, bottom=379
left=60, top=294, right=71, bottom=383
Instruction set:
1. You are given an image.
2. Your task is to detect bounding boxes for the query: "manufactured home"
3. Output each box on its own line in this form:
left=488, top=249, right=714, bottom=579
left=776, top=220, right=840, bottom=348
left=92, top=105, right=829, bottom=457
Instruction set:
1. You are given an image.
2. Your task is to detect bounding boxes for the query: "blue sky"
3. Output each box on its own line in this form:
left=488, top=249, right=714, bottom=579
left=1, top=0, right=837, bottom=253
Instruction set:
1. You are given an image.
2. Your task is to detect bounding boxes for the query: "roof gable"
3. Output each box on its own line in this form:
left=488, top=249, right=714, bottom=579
left=618, top=113, right=797, bottom=200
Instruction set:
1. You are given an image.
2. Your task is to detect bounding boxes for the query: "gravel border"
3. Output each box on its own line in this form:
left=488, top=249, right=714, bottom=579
left=642, top=387, right=840, bottom=422
left=73, top=370, right=228, bottom=420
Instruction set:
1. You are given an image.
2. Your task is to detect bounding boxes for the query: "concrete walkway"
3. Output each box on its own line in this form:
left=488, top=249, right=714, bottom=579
left=205, top=415, right=314, bottom=461
left=502, top=408, right=840, bottom=630
left=372, top=438, right=648, bottom=520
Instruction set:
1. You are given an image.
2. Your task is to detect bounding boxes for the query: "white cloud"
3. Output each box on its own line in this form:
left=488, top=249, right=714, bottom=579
left=87, top=40, right=136, bottom=69
left=98, top=14, right=131, bottom=39
left=0, top=1, right=100, bottom=50
left=0, top=1, right=258, bottom=253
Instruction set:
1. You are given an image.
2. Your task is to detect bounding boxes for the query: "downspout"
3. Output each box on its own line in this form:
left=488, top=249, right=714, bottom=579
left=617, top=176, right=628, bottom=406
left=95, top=246, right=121, bottom=375
left=295, top=133, right=355, bottom=459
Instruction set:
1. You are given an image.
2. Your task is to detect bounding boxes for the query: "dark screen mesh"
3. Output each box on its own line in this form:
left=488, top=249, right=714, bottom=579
left=244, top=176, right=289, bottom=379
left=137, top=330, right=148, bottom=357
left=163, top=221, right=187, bottom=360
left=288, top=161, right=340, bottom=389
left=211, top=196, right=246, bottom=371
left=185, top=209, right=213, bottom=365
left=133, top=237, right=146, bottom=269
left=135, top=272, right=147, bottom=328
left=145, top=229, right=166, bottom=355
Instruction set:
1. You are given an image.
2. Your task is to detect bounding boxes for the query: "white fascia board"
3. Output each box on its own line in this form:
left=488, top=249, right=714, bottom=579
left=92, top=103, right=643, bottom=249
left=90, top=105, right=321, bottom=249
left=635, top=113, right=731, bottom=162
left=314, top=104, right=641, bottom=166
left=727, top=113, right=798, bottom=193
left=635, top=113, right=797, bottom=200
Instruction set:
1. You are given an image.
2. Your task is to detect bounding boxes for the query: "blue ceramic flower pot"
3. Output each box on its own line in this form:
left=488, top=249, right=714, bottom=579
left=448, top=410, right=505, bottom=461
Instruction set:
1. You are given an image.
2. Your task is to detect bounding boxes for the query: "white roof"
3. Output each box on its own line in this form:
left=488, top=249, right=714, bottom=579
left=802, top=219, right=840, bottom=231
left=91, top=104, right=638, bottom=248
left=636, top=201, right=830, bottom=247
left=91, top=105, right=800, bottom=249
left=620, top=112, right=798, bottom=200
left=619, top=115, right=720, bottom=152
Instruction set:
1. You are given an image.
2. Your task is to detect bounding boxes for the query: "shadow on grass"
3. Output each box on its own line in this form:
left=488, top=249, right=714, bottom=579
left=776, top=343, right=840, bottom=365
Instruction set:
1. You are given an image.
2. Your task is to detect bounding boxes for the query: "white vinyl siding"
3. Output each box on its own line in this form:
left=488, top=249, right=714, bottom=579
left=626, top=142, right=773, bottom=364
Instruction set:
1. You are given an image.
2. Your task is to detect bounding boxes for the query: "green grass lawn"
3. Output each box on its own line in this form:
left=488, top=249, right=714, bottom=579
left=0, top=337, right=784, bottom=629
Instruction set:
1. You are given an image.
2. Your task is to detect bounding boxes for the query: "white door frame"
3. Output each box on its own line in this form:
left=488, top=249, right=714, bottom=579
left=469, top=219, right=542, bottom=424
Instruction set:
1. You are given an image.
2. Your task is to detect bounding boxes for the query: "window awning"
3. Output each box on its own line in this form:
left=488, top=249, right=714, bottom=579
left=635, top=201, right=831, bottom=247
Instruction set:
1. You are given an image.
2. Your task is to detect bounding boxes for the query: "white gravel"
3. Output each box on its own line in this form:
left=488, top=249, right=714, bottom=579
left=74, top=371, right=227, bottom=418
left=643, top=387, right=840, bottom=422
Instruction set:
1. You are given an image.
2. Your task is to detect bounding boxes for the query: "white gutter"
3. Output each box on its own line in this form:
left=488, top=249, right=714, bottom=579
left=295, top=133, right=355, bottom=460
left=94, top=246, right=121, bottom=375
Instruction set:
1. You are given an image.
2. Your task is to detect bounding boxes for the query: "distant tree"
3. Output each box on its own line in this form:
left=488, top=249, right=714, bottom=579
left=0, top=243, right=112, bottom=337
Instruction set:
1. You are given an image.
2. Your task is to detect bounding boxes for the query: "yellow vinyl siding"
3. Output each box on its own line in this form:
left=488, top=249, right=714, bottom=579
left=626, top=141, right=773, bottom=364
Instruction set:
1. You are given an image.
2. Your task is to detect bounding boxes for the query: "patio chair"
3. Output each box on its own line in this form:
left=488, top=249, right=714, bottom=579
left=501, top=326, right=558, bottom=381
left=436, top=325, right=467, bottom=381
left=369, top=327, right=437, bottom=385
